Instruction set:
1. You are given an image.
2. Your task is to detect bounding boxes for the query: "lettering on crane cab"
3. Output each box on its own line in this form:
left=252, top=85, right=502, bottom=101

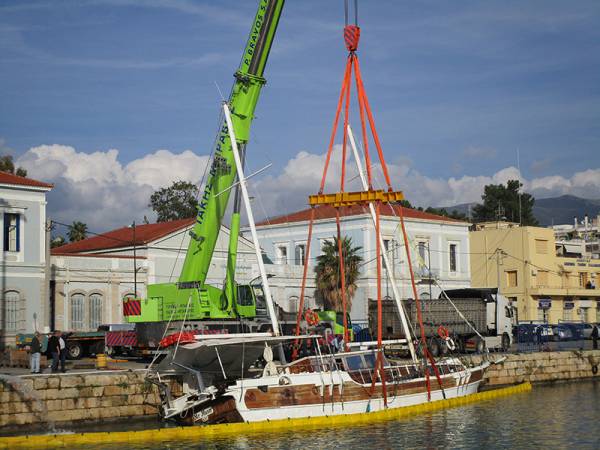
left=243, top=2, right=267, bottom=68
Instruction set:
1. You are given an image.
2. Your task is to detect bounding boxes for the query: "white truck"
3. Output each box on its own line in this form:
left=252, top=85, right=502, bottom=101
left=368, top=288, right=517, bottom=355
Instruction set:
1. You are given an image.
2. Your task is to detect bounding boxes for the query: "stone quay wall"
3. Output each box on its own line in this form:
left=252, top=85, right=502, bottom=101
left=1, top=350, right=600, bottom=432
left=0, top=371, right=159, bottom=431
left=471, top=349, right=600, bottom=386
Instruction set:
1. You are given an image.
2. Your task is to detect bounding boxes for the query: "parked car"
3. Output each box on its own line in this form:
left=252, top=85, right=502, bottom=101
left=515, top=323, right=553, bottom=343
left=559, top=322, right=585, bottom=341
left=582, top=323, right=594, bottom=339
left=552, top=324, right=573, bottom=341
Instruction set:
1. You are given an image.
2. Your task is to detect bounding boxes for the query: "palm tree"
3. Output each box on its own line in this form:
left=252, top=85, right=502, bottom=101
left=68, top=221, right=88, bottom=242
left=315, top=236, right=363, bottom=312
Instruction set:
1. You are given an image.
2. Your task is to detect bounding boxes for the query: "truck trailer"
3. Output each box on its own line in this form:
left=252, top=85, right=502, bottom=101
left=368, top=288, right=516, bottom=355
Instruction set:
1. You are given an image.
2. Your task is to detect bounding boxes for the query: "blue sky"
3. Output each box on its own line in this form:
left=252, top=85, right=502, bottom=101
left=1, top=0, right=600, bottom=229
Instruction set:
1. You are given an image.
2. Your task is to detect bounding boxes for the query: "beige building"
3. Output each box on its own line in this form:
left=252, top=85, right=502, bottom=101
left=470, top=222, right=600, bottom=324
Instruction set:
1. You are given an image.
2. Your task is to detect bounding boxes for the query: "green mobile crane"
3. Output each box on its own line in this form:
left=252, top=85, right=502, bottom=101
left=126, top=0, right=285, bottom=336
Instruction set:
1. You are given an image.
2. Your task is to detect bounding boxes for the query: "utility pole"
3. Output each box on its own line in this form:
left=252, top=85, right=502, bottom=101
left=427, top=242, right=432, bottom=300
left=132, top=221, right=137, bottom=298
left=496, top=248, right=506, bottom=296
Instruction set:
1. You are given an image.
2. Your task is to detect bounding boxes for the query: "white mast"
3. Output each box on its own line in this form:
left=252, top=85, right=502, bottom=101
left=223, top=103, right=280, bottom=335
left=347, top=125, right=417, bottom=362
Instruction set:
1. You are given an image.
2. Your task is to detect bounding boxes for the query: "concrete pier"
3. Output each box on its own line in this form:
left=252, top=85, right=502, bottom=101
left=471, top=349, right=600, bottom=386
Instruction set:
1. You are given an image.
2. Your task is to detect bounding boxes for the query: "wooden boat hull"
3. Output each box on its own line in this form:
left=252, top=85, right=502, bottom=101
left=185, top=365, right=486, bottom=425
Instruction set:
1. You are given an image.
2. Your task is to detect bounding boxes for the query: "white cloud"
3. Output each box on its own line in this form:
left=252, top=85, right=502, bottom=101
left=17, top=144, right=600, bottom=233
left=17, top=145, right=208, bottom=232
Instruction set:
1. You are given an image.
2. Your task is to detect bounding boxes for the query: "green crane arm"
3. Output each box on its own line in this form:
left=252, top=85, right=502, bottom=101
left=179, top=0, right=284, bottom=287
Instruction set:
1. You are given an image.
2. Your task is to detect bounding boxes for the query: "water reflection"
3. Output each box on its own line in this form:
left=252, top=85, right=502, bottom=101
left=68, top=381, right=599, bottom=449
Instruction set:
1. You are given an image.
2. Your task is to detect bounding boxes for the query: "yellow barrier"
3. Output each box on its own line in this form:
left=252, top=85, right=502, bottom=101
left=0, top=382, right=532, bottom=449
left=95, top=354, right=107, bottom=370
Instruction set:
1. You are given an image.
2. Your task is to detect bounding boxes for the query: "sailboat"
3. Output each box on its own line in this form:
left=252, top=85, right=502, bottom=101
left=147, top=101, right=490, bottom=425
left=147, top=2, right=491, bottom=427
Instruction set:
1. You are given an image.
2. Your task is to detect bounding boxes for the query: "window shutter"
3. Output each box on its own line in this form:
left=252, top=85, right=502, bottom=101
left=15, top=214, right=20, bottom=252
left=3, top=213, right=8, bottom=251
left=535, top=239, right=547, bottom=254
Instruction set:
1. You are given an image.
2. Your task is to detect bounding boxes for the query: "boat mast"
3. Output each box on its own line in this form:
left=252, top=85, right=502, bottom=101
left=223, top=103, right=280, bottom=335
left=347, top=125, right=417, bottom=362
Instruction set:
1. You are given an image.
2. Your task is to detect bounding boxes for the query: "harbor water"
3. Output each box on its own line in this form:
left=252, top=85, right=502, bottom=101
left=68, top=380, right=599, bottom=450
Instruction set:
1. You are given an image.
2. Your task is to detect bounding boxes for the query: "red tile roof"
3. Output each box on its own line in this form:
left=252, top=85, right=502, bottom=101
left=256, top=204, right=465, bottom=227
left=0, top=171, right=53, bottom=189
left=52, top=218, right=195, bottom=255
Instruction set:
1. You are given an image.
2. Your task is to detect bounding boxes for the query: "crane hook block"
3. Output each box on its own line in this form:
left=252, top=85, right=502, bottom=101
left=344, top=25, right=360, bottom=52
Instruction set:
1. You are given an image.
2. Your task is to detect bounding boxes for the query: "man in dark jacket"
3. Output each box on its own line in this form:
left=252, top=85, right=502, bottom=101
left=29, top=332, right=42, bottom=374
left=592, top=324, right=599, bottom=350
left=48, top=331, right=62, bottom=373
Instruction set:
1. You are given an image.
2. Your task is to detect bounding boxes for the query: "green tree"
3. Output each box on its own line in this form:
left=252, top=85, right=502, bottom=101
left=67, top=221, right=88, bottom=242
left=315, top=236, right=363, bottom=312
left=472, top=180, right=538, bottom=225
left=424, top=206, right=467, bottom=221
left=0, top=155, right=27, bottom=177
left=149, top=180, right=199, bottom=222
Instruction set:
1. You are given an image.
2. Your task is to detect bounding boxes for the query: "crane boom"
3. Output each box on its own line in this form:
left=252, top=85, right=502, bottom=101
left=180, top=0, right=284, bottom=285
left=127, top=0, right=285, bottom=324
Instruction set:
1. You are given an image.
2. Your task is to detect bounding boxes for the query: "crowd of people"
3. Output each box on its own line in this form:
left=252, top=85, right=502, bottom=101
left=27, top=330, right=68, bottom=374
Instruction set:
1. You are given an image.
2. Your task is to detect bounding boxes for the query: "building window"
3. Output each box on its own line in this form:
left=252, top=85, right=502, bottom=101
left=449, top=244, right=457, bottom=273
left=506, top=271, right=518, bottom=287
left=71, top=293, right=85, bottom=330
left=579, top=272, right=588, bottom=288
left=89, top=293, right=103, bottom=330
left=3, top=213, right=20, bottom=252
left=537, top=270, right=549, bottom=287
left=295, top=244, right=306, bottom=265
left=4, top=290, right=20, bottom=331
left=535, top=239, right=548, bottom=254
left=276, top=244, right=288, bottom=265
left=418, top=241, right=427, bottom=263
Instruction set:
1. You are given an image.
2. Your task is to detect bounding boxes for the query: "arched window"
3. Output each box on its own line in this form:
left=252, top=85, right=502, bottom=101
left=5, top=290, right=20, bottom=331
left=89, top=293, right=103, bottom=330
left=71, top=293, right=85, bottom=330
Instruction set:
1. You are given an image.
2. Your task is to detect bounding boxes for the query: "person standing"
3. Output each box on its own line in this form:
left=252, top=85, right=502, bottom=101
left=48, top=331, right=61, bottom=373
left=592, top=324, right=599, bottom=350
left=29, top=332, right=42, bottom=374
left=58, top=331, right=67, bottom=373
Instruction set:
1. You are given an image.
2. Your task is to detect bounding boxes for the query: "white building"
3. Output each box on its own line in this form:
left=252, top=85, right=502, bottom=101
left=51, top=220, right=259, bottom=331
left=246, top=204, right=471, bottom=326
left=1, top=172, right=53, bottom=347
left=553, top=214, right=600, bottom=259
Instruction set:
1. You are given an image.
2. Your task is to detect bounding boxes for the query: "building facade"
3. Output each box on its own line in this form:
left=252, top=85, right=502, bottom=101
left=51, top=219, right=259, bottom=331
left=553, top=214, right=600, bottom=259
left=247, top=204, right=471, bottom=326
left=0, top=172, right=53, bottom=347
left=470, top=222, right=600, bottom=324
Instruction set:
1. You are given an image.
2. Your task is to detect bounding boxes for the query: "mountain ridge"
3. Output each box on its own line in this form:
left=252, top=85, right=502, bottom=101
left=437, top=195, right=600, bottom=226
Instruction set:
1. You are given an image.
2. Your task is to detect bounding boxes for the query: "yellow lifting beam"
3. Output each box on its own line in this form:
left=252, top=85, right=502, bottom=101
left=309, top=189, right=404, bottom=207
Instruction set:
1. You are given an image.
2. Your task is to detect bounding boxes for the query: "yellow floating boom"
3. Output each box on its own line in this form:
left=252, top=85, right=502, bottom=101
left=0, top=382, right=531, bottom=449
left=309, top=189, right=404, bottom=207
